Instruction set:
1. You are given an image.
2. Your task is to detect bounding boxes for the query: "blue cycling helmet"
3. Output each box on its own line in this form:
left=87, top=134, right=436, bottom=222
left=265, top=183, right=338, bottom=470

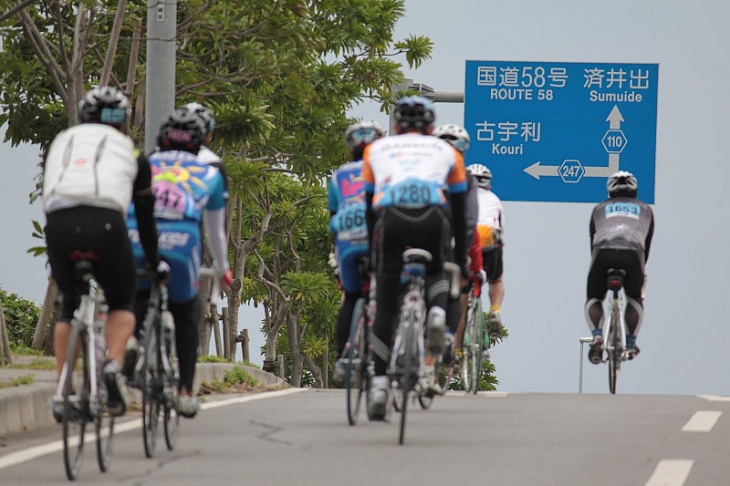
left=345, top=121, right=385, bottom=151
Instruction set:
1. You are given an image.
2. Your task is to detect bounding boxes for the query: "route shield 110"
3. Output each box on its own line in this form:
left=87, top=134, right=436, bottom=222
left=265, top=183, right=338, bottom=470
left=464, top=61, right=658, bottom=203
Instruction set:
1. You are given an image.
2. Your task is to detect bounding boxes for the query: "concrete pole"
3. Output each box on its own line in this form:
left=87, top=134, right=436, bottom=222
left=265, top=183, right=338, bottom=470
left=388, top=77, right=465, bottom=134
left=144, top=0, right=177, bottom=153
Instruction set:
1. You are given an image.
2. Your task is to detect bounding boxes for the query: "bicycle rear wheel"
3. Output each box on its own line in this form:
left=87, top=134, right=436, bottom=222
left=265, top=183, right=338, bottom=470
left=142, top=326, right=162, bottom=458
left=398, top=315, right=418, bottom=445
left=346, top=298, right=366, bottom=425
left=62, top=323, right=89, bottom=481
left=462, top=298, right=482, bottom=394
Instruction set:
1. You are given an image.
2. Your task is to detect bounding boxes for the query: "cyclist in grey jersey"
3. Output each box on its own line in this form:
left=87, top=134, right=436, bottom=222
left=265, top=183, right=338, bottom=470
left=586, top=171, right=654, bottom=363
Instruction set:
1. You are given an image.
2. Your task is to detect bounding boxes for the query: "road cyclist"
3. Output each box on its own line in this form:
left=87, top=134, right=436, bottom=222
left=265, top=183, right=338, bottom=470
left=468, top=163, right=505, bottom=341
left=42, top=86, right=163, bottom=478
left=328, top=121, right=385, bottom=388
left=126, top=109, right=232, bottom=420
left=362, top=95, right=470, bottom=419
left=585, top=171, right=654, bottom=365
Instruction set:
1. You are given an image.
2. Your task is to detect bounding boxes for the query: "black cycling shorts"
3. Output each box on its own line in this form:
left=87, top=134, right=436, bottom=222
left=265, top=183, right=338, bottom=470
left=45, top=206, right=136, bottom=320
left=586, top=248, right=645, bottom=301
left=482, top=246, right=503, bottom=282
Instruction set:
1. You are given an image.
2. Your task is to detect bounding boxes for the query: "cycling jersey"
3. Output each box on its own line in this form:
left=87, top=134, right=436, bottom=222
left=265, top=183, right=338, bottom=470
left=475, top=187, right=504, bottom=250
left=146, top=150, right=226, bottom=222
left=43, top=124, right=139, bottom=214
left=590, top=197, right=654, bottom=259
left=362, top=133, right=468, bottom=211
left=328, top=159, right=368, bottom=294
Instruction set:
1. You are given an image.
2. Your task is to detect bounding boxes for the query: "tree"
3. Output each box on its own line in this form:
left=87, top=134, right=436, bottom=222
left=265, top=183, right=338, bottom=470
left=0, top=0, right=433, bottom=386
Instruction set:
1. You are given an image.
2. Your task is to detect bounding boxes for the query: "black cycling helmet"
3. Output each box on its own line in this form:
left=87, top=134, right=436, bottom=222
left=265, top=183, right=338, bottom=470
left=78, top=86, right=131, bottom=127
left=157, top=109, right=206, bottom=154
left=180, top=102, right=215, bottom=136
left=393, top=95, right=435, bottom=133
left=607, top=170, right=638, bottom=198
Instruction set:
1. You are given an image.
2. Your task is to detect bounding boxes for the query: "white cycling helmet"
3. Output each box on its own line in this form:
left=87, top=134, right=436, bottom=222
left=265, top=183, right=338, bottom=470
left=467, top=163, right=492, bottom=189
left=607, top=170, right=638, bottom=198
left=433, top=124, right=470, bottom=153
left=345, top=121, right=385, bottom=151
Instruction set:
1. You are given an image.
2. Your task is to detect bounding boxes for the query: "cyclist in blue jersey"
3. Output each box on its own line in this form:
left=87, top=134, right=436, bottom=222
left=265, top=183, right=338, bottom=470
left=585, top=171, right=654, bottom=363
left=127, top=110, right=232, bottom=417
left=329, top=121, right=385, bottom=387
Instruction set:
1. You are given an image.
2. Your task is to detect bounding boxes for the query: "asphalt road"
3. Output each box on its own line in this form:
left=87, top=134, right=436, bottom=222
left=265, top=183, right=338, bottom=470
left=1, top=388, right=729, bottom=485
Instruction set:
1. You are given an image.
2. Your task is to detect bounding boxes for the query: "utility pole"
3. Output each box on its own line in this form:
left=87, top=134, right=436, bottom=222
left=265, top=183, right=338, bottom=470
left=389, top=77, right=465, bottom=134
left=145, top=0, right=177, bottom=153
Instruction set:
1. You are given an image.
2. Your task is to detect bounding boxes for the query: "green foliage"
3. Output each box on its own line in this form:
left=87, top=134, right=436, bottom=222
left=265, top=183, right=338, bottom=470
left=0, top=373, right=35, bottom=388
left=0, top=289, right=41, bottom=349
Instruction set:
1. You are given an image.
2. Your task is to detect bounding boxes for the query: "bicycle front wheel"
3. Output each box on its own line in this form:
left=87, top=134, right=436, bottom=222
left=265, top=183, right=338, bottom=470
left=62, top=323, right=89, bottom=481
left=346, top=298, right=366, bottom=425
left=95, top=408, right=115, bottom=472
left=462, top=299, right=482, bottom=394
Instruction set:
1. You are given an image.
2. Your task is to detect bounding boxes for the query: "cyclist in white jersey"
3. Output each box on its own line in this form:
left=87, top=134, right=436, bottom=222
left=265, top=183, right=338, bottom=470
left=43, top=87, right=162, bottom=418
left=468, top=164, right=505, bottom=340
left=362, top=96, right=470, bottom=418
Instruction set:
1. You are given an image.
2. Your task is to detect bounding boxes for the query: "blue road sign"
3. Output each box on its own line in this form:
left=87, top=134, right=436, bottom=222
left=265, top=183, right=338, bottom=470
left=464, top=61, right=658, bottom=203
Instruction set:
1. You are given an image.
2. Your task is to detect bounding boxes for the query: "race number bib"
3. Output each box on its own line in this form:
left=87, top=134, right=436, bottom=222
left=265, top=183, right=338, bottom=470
left=331, top=203, right=367, bottom=242
left=379, top=179, right=443, bottom=209
left=153, top=181, right=187, bottom=219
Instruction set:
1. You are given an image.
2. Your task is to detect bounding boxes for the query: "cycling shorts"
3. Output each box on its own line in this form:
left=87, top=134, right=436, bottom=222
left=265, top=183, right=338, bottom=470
left=482, top=246, right=503, bottom=282
left=586, top=248, right=645, bottom=301
left=45, top=206, right=136, bottom=320
left=128, top=219, right=202, bottom=304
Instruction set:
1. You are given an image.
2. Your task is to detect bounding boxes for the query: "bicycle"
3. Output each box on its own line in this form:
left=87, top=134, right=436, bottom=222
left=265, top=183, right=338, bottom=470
left=600, top=268, right=629, bottom=395
left=387, top=249, right=459, bottom=444
left=461, top=276, right=488, bottom=394
left=53, top=251, right=115, bottom=481
left=134, top=269, right=179, bottom=458
left=342, top=258, right=375, bottom=426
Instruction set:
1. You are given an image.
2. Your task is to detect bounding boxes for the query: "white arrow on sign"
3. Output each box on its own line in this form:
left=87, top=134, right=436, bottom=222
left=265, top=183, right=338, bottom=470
left=523, top=105, right=624, bottom=181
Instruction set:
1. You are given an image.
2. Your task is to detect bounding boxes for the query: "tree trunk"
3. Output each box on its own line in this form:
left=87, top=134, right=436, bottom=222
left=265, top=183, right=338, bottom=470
left=287, top=310, right=304, bottom=387
left=32, top=277, right=57, bottom=351
left=0, top=298, right=12, bottom=366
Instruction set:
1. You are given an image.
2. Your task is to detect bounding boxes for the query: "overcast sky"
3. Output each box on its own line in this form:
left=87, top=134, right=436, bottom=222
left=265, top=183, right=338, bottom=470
left=3, top=0, right=730, bottom=395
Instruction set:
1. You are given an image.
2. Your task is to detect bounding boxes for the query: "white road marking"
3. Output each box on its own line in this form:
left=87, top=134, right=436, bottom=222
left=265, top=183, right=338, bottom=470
left=698, top=395, right=730, bottom=402
left=681, top=411, right=722, bottom=432
left=0, top=388, right=305, bottom=470
left=645, top=460, right=693, bottom=486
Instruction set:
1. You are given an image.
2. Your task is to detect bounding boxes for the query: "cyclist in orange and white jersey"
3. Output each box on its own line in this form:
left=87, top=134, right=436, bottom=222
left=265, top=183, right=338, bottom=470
left=468, top=164, right=505, bottom=340
left=362, top=96, right=469, bottom=418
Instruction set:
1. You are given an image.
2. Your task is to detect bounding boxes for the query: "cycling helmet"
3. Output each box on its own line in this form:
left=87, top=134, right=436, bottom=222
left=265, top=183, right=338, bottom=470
left=180, top=102, right=215, bottom=136
left=157, top=109, right=206, bottom=154
left=345, top=121, right=385, bottom=151
left=393, top=95, right=435, bottom=132
left=606, top=170, right=638, bottom=198
left=433, top=124, right=470, bottom=153
left=78, top=86, right=131, bottom=127
left=467, top=163, right=492, bottom=189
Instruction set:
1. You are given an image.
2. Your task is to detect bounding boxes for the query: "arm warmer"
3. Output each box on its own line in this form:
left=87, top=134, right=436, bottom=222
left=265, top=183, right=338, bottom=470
left=132, top=156, right=159, bottom=267
left=450, top=191, right=468, bottom=271
left=365, top=191, right=376, bottom=249
left=204, top=207, right=229, bottom=274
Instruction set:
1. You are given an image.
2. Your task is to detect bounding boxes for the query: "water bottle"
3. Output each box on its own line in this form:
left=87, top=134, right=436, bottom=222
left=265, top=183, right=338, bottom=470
left=94, top=305, right=107, bottom=364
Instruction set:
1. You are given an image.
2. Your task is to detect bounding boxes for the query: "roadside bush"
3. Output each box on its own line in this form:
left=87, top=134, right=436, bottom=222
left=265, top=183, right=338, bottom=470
left=1, top=289, right=40, bottom=349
